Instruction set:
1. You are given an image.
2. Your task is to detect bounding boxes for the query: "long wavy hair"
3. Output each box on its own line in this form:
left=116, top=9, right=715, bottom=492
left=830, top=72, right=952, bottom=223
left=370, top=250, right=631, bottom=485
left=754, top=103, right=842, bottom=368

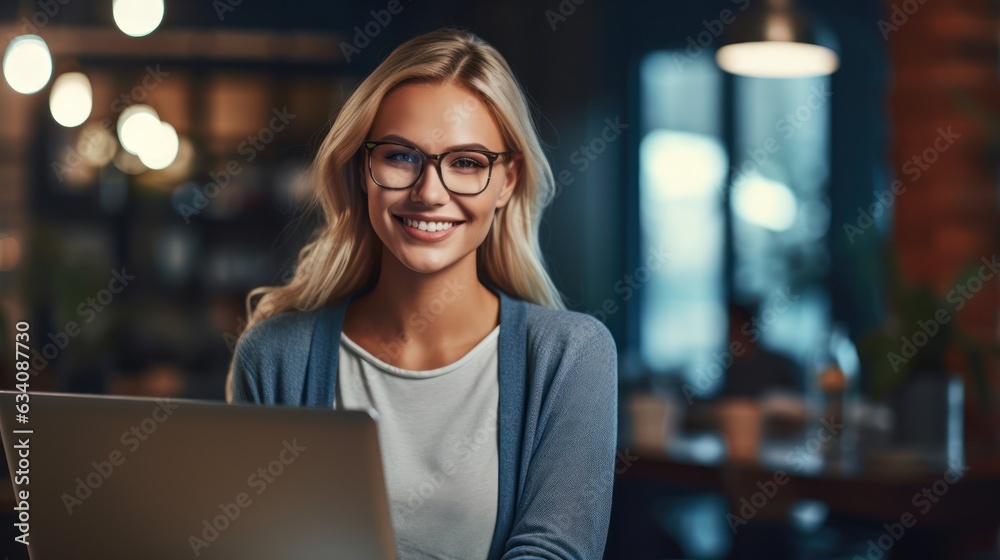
left=225, top=29, right=565, bottom=399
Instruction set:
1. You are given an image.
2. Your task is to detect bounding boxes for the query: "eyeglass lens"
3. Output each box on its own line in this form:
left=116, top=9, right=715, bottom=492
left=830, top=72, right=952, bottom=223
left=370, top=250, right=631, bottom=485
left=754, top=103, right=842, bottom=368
left=369, top=144, right=493, bottom=194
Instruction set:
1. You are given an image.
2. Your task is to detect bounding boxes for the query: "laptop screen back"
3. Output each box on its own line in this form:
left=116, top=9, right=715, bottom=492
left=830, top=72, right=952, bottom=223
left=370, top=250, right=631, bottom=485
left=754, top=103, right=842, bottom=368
left=0, top=391, right=396, bottom=560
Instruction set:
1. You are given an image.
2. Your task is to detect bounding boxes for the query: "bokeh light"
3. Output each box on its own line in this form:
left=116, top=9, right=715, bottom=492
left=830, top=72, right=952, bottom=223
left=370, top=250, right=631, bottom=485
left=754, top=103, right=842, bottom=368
left=78, top=123, right=118, bottom=167
left=0, top=236, right=22, bottom=272
left=716, top=42, right=839, bottom=79
left=117, top=104, right=162, bottom=155
left=113, top=147, right=147, bottom=175
left=112, top=0, right=165, bottom=38
left=138, top=122, right=180, bottom=170
left=732, top=172, right=798, bottom=231
left=49, top=72, right=93, bottom=127
left=2, top=35, right=53, bottom=94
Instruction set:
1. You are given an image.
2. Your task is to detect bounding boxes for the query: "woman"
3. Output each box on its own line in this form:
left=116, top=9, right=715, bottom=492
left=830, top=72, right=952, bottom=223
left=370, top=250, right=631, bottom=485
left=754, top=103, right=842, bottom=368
left=227, top=28, right=618, bottom=560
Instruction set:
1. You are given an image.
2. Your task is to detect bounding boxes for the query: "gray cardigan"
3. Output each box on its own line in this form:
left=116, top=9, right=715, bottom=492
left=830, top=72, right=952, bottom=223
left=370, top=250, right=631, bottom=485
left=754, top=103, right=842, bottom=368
left=229, top=281, right=618, bottom=559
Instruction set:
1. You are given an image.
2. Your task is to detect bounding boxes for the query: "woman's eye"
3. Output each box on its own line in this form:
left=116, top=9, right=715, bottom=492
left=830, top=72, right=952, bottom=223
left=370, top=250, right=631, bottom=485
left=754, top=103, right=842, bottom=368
left=450, top=157, right=485, bottom=169
left=387, top=151, right=419, bottom=164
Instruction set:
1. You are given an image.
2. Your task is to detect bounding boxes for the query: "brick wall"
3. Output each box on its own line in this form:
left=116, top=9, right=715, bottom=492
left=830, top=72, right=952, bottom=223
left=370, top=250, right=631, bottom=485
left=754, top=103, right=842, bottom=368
left=885, top=0, right=1000, bottom=438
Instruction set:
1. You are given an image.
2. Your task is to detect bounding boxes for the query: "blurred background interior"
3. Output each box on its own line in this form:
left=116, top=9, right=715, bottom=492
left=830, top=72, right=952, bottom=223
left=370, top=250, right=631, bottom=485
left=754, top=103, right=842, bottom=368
left=0, top=0, right=999, bottom=559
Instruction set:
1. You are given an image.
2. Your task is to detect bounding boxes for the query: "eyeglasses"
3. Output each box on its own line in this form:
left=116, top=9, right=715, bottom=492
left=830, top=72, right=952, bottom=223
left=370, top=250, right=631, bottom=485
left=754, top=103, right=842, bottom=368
left=362, top=141, right=515, bottom=196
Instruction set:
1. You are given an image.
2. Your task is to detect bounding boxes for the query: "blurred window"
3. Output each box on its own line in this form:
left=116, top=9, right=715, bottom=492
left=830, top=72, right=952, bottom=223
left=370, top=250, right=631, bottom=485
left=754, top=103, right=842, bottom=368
left=638, top=51, right=833, bottom=394
left=731, top=75, right=832, bottom=372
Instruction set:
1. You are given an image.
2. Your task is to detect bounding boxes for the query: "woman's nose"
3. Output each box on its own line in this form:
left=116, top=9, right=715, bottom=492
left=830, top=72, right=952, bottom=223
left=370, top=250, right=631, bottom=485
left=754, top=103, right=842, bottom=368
left=410, top=160, right=452, bottom=205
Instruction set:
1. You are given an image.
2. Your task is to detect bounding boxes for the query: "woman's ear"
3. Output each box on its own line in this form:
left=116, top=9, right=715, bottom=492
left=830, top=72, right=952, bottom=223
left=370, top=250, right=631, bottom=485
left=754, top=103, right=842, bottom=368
left=495, top=153, right=522, bottom=210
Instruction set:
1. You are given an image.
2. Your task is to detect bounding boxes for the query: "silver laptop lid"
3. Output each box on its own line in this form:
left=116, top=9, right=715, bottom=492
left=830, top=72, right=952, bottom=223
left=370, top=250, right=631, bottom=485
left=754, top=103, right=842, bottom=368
left=0, top=391, right=396, bottom=560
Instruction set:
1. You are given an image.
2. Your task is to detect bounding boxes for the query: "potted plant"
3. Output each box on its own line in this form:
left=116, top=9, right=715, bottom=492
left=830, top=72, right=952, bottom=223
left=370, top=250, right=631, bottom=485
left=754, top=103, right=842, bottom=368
left=860, top=254, right=995, bottom=462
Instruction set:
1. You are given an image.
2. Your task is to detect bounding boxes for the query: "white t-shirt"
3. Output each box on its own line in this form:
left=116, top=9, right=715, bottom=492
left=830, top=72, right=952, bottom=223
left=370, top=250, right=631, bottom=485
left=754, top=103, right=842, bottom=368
left=335, top=326, right=500, bottom=560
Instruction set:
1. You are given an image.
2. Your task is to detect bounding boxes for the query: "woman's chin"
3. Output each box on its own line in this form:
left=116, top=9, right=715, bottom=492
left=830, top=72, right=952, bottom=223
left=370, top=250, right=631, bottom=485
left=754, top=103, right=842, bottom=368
left=393, top=251, right=462, bottom=275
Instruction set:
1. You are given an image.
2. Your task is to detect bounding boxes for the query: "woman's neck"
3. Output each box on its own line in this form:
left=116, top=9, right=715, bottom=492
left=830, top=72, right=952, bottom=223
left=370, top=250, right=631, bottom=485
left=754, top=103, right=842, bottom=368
left=342, top=251, right=499, bottom=367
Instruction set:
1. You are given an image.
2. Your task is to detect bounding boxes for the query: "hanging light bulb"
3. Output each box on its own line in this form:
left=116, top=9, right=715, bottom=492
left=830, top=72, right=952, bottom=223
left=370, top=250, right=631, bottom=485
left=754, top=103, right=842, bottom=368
left=49, top=72, right=93, bottom=127
left=138, top=122, right=180, bottom=170
left=117, top=104, right=162, bottom=155
left=113, top=0, right=165, bottom=38
left=3, top=35, right=53, bottom=94
left=116, top=105, right=180, bottom=171
left=716, top=0, right=839, bottom=78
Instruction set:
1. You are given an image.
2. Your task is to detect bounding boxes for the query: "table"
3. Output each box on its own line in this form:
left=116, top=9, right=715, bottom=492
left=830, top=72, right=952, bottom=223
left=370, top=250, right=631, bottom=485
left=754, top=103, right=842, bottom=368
left=616, top=440, right=1000, bottom=559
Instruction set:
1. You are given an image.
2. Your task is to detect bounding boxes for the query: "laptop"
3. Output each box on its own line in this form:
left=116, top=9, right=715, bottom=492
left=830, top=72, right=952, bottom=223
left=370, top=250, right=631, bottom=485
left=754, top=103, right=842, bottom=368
left=0, top=390, right=397, bottom=560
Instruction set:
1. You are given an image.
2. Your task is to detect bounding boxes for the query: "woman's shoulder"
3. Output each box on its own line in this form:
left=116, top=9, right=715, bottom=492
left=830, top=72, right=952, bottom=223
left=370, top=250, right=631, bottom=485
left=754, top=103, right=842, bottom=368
left=523, top=301, right=616, bottom=356
left=233, top=307, right=329, bottom=364
left=521, top=301, right=618, bottom=402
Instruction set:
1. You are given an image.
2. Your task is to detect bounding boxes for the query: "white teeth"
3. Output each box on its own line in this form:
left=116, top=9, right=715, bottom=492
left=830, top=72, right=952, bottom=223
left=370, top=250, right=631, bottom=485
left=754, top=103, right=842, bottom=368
left=402, top=217, right=456, bottom=232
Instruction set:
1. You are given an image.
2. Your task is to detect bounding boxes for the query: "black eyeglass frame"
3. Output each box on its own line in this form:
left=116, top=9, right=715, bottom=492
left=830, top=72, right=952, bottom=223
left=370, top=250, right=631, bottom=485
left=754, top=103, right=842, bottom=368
left=362, top=140, right=516, bottom=196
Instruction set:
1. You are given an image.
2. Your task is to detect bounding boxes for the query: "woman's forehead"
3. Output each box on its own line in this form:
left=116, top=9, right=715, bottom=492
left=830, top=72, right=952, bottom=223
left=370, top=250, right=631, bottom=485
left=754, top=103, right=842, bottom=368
left=370, top=82, right=504, bottom=152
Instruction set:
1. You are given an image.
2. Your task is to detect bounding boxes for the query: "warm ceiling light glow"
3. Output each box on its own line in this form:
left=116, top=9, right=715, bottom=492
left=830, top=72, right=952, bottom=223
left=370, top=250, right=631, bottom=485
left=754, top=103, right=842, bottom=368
left=2, top=35, right=53, bottom=94
left=112, top=0, right=165, bottom=38
left=113, top=147, right=147, bottom=175
left=138, top=122, right=179, bottom=170
left=117, top=104, right=162, bottom=155
left=49, top=72, right=93, bottom=127
left=716, top=42, right=839, bottom=78
left=78, top=123, right=118, bottom=166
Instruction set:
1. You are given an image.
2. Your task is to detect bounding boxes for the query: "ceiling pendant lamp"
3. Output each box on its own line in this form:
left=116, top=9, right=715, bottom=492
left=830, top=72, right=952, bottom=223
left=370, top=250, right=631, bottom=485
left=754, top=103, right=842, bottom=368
left=716, top=0, right=839, bottom=78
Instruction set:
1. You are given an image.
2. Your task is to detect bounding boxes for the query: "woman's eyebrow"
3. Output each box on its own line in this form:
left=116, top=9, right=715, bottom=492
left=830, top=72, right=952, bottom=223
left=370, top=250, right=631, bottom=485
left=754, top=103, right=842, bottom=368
left=444, top=142, right=492, bottom=152
left=376, top=133, right=418, bottom=146
left=375, top=133, right=494, bottom=152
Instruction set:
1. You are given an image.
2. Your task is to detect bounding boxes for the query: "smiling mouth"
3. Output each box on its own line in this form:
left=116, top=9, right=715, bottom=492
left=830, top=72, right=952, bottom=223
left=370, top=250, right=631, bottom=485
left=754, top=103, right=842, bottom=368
left=393, top=215, right=464, bottom=233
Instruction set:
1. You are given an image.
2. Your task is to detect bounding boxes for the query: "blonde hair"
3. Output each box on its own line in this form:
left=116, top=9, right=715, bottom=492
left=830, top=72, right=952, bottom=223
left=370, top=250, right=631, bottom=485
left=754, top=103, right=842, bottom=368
left=226, top=28, right=565, bottom=401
